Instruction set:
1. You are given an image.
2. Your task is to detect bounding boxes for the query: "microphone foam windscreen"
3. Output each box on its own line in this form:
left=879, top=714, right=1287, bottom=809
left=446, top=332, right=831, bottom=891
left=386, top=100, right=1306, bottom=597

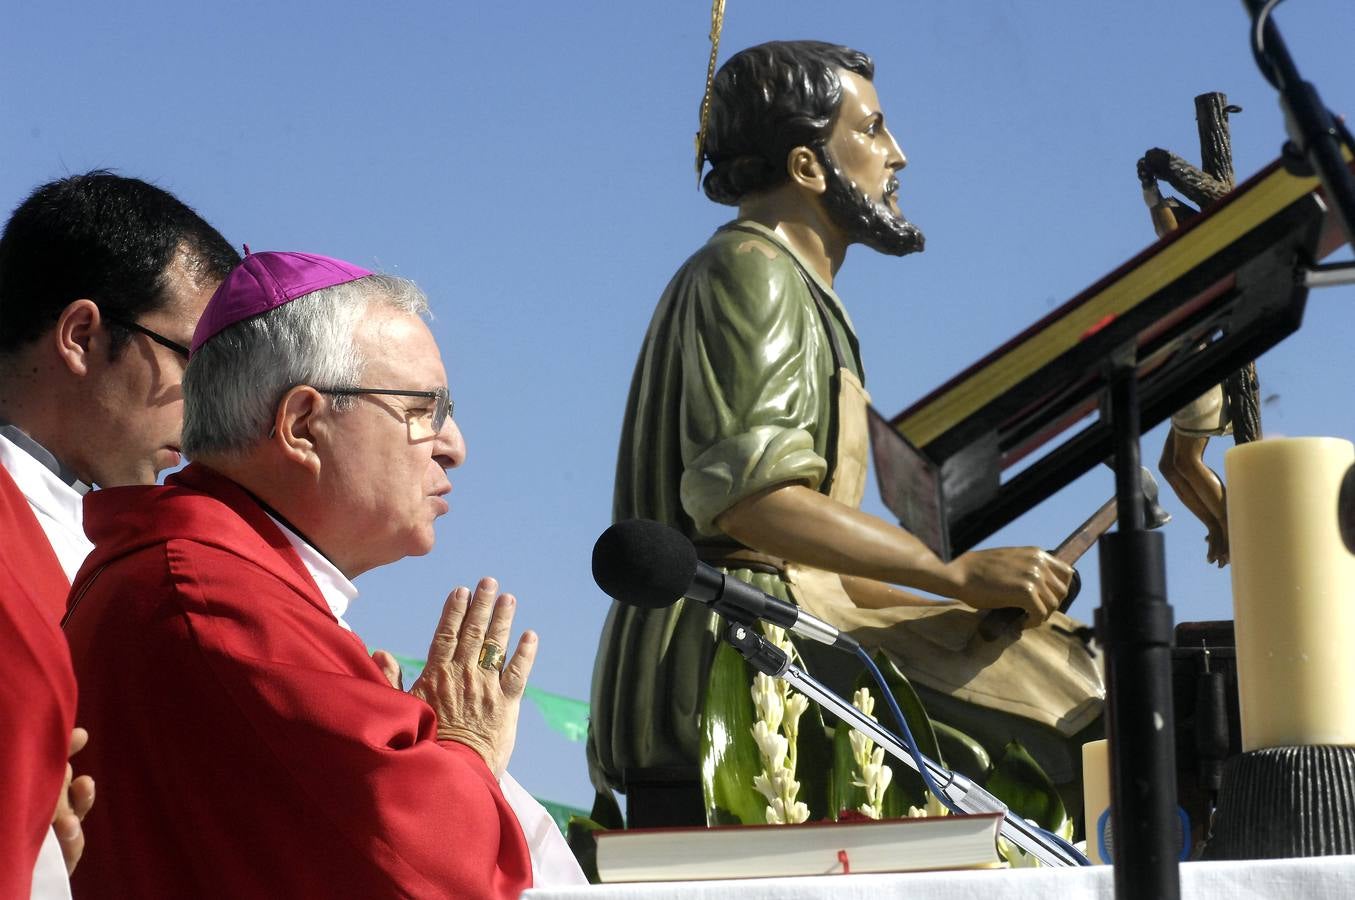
left=591, top=519, right=697, bottom=609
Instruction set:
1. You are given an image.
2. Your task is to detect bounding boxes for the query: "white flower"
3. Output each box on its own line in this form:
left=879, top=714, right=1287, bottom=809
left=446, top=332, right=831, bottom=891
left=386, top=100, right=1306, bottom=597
left=784, top=692, right=809, bottom=723
left=751, top=672, right=785, bottom=732
left=747, top=620, right=812, bottom=825
left=752, top=772, right=777, bottom=805
left=762, top=623, right=792, bottom=654
left=784, top=693, right=809, bottom=739
left=751, top=721, right=788, bottom=773
left=871, top=748, right=893, bottom=793
left=906, top=792, right=947, bottom=819
left=770, top=767, right=799, bottom=799
left=848, top=727, right=871, bottom=764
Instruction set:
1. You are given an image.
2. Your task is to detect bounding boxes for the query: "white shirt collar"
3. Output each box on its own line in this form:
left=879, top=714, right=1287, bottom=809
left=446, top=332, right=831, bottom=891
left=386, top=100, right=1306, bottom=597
left=0, top=422, right=90, bottom=493
left=266, top=514, right=358, bottom=631
left=0, top=431, right=94, bottom=581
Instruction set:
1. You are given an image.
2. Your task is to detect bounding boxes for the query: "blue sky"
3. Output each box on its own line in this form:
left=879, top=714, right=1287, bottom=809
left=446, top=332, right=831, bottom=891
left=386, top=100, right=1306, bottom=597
left=5, top=1, right=1353, bottom=812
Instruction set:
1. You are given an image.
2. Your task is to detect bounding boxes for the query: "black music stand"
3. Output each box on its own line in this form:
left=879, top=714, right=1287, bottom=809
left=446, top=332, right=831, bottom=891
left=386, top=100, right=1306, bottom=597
left=869, top=178, right=1335, bottom=562
left=871, top=165, right=1341, bottom=898
left=869, top=4, right=1355, bottom=891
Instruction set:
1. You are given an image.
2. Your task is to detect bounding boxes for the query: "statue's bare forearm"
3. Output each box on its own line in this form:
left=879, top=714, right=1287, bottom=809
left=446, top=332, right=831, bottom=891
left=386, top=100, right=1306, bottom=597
left=716, top=483, right=1070, bottom=622
left=717, top=483, right=959, bottom=593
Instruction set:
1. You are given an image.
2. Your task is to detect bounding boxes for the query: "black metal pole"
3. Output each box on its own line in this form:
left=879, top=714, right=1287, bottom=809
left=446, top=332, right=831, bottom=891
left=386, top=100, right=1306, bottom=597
left=1097, top=370, right=1181, bottom=899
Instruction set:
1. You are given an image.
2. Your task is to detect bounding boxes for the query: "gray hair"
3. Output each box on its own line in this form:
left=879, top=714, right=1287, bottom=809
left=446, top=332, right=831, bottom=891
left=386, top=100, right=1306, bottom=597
left=182, top=273, right=430, bottom=457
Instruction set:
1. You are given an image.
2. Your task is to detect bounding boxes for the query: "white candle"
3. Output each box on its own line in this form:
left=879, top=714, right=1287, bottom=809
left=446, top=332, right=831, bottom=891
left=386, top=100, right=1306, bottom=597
left=1081, top=739, right=1111, bottom=864
left=1225, top=437, right=1355, bottom=750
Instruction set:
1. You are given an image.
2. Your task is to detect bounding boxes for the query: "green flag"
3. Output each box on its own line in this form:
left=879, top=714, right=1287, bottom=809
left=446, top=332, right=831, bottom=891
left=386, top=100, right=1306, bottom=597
left=533, top=797, right=590, bottom=833
left=523, top=685, right=590, bottom=743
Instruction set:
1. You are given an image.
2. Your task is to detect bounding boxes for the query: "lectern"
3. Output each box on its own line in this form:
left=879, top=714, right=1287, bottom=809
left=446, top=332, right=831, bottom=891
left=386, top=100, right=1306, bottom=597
left=871, top=150, right=1353, bottom=898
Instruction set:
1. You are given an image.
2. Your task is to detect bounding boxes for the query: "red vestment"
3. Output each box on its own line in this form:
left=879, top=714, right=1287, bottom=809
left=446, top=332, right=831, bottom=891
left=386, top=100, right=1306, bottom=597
left=0, top=463, right=76, bottom=898
left=64, top=464, right=532, bottom=899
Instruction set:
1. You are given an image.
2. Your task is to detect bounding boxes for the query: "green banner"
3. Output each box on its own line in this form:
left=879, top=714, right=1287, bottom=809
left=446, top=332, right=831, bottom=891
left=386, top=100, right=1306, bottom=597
left=534, top=797, right=590, bottom=833
left=522, top=685, right=590, bottom=743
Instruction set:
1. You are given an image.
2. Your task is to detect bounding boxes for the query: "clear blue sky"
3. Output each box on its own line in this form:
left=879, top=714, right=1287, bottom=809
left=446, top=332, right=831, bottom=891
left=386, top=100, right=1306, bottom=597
left=5, top=1, right=1353, bottom=813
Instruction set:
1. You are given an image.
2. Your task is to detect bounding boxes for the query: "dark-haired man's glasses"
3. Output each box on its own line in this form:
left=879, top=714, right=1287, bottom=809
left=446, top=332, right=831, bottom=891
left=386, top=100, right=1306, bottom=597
left=107, top=317, right=191, bottom=359
left=313, top=387, right=453, bottom=440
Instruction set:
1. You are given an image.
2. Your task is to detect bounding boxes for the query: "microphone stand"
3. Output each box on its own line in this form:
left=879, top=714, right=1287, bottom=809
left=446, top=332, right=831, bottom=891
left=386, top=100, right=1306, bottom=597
left=722, top=621, right=1086, bottom=868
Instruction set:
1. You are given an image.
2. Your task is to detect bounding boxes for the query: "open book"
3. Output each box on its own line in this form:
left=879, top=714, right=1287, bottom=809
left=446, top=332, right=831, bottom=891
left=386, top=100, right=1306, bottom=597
left=595, top=813, right=1004, bottom=882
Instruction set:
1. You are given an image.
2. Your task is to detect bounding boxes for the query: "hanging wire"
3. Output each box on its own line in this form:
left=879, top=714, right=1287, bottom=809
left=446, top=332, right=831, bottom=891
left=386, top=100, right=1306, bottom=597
left=1248, top=0, right=1353, bottom=157
left=694, top=0, right=727, bottom=187
left=1250, top=0, right=1286, bottom=89
left=855, top=645, right=1091, bottom=865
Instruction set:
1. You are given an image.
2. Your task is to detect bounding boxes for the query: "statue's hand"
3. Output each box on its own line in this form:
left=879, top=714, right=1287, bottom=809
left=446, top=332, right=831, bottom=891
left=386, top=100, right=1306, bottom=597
left=947, top=547, right=1072, bottom=626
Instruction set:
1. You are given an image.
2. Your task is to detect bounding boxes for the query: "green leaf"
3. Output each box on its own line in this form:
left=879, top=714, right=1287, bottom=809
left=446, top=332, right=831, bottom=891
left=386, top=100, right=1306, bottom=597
left=933, top=721, right=992, bottom=783
left=871, top=653, right=943, bottom=759
left=985, top=740, right=1068, bottom=832
left=870, top=653, right=943, bottom=812
left=791, top=697, right=834, bottom=821
left=829, top=655, right=943, bottom=817
left=565, top=817, right=603, bottom=884
left=698, top=641, right=767, bottom=825
left=830, top=715, right=869, bottom=819
left=589, top=790, right=624, bottom=831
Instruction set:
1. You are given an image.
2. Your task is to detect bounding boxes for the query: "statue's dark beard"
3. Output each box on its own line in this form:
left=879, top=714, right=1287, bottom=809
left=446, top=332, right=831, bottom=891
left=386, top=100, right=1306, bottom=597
left=818, top=150, right=925, bottom=257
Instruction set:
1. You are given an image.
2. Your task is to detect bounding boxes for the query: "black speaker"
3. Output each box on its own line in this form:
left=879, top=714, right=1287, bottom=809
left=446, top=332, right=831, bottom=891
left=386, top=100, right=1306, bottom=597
left=1172, top=620, right=1243, bottom=850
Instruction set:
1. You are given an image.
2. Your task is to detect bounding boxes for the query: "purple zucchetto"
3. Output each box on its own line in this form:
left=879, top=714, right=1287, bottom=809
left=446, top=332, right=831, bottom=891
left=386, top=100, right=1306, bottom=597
left=190, top=251, right=372, bottom=354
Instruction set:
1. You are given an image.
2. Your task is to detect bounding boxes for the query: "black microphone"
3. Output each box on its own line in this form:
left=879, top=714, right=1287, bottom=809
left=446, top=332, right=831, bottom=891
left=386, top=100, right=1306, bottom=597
left=591, top=519, right=861, bottom=653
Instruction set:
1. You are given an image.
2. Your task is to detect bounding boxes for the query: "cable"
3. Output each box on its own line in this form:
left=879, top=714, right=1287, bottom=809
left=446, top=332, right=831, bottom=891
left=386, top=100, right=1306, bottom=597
left=855, top=644, right=1091, bottom=865
left=1250, top=0, right=1286, bottom=89
left=1249, top=0, right=1354, bottom=168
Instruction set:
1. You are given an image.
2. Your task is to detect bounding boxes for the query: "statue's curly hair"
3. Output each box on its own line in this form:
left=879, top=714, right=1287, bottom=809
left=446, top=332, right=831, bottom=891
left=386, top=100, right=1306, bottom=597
left=702, top=41, right=874, bottom=206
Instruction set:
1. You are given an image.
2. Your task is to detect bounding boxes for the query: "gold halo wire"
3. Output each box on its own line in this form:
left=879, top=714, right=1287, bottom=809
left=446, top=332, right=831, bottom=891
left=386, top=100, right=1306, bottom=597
left=695, top=0, right=728, bottom=188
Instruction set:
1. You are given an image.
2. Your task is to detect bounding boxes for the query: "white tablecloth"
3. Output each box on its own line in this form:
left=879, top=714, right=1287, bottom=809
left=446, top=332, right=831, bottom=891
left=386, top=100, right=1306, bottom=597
left=523, top=855, right=1355, bottom=899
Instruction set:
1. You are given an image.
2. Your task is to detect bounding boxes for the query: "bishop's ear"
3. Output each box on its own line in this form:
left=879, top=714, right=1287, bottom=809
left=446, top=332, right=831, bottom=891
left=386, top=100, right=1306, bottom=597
left=786, top=145, right=828, bottom=195
left=273, top=385, right=325, bottom=475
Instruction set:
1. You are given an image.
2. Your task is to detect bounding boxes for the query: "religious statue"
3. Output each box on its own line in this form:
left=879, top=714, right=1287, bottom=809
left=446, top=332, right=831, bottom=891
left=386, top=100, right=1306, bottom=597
left=1139, top=92, right=1264, bottom=567
left=588, top=41, right=1104, bottom=823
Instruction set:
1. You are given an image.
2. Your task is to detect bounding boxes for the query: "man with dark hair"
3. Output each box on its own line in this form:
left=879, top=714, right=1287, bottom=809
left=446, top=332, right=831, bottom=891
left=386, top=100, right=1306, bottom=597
left=0, top=171, right=237, bottom=896
left=589, top=41, right=1100, bottom=819
left=0, top=171, right=240, bottom=495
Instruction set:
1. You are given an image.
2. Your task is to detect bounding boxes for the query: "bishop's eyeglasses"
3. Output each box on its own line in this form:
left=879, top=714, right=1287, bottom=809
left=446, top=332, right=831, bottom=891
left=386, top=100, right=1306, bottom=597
left=313, top=386, right=453, bottom=440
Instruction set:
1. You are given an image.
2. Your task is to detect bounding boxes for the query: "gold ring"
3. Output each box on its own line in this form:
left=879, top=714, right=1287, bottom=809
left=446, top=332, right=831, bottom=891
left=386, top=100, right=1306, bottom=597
left=477, top=642, right=506, bottom=672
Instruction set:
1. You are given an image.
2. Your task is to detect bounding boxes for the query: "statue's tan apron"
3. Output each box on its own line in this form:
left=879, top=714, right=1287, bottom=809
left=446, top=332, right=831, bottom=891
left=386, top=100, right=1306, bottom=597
left=782, top=366, right=1105, bottom=737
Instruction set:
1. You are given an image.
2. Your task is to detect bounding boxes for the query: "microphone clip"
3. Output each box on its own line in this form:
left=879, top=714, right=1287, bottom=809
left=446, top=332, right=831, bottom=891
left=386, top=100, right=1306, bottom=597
left=723, top=621, right=790, bottom=677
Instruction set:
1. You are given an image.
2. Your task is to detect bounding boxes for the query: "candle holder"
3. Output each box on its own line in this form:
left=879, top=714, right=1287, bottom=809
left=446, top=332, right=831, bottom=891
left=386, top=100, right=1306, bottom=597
left=1203, top=745, right=1355, bottom=859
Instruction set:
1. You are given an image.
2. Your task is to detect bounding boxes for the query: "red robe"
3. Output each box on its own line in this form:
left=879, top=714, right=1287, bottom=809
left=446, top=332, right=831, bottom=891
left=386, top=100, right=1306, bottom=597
left=0, top=463, right=77, bottom=898
left=64, top=464, right=532, bottom=899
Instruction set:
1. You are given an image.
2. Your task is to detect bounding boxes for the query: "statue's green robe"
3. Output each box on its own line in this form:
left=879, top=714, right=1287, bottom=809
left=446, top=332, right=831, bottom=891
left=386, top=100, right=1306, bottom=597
left=588, top=221, right=860, bottom=792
